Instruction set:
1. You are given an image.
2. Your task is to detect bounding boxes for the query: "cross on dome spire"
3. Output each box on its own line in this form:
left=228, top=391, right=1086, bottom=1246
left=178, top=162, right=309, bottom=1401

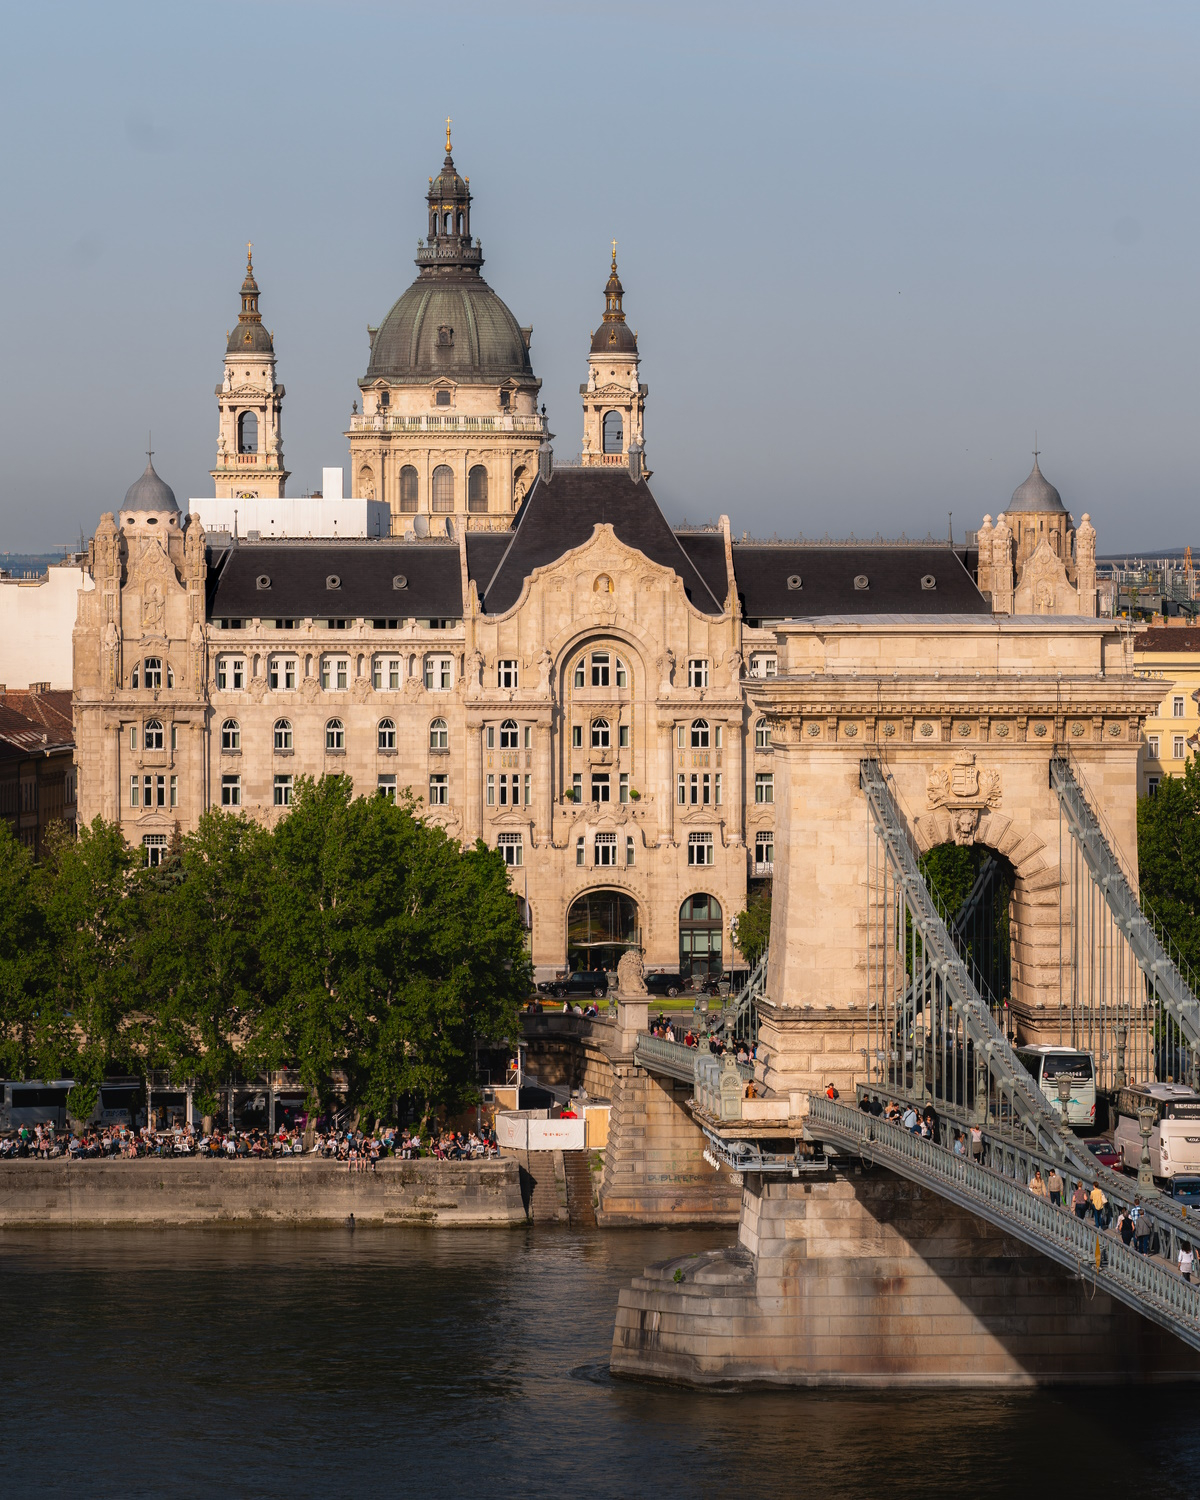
left=446, top=116, right=452, bottom=152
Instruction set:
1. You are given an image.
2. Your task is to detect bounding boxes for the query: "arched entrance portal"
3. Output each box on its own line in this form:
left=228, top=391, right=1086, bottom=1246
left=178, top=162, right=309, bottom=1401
left=680, top=894, right=723, bottom=980
left=566, top=890, right=640, bottom=973
left=919, top=842, right=1017, bottom=1031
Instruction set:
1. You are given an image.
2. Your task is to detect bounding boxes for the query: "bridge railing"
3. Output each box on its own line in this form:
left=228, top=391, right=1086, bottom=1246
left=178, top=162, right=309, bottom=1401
left=717, top=948, right=769, bottom=1045
left=807, top=1093, right=1200, bottom=1353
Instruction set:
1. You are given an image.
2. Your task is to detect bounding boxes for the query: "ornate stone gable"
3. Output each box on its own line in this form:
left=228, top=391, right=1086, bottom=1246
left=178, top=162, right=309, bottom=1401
left=1014, top=537, right=1078, bottom=616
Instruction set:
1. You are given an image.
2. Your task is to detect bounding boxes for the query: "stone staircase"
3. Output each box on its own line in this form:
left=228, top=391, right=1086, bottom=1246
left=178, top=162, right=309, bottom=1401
left=563, top=1150, right=597, bottom=1226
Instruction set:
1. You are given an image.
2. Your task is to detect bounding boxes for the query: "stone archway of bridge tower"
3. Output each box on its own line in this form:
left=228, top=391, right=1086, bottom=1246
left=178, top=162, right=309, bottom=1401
left=911, top=805, right=1070, bottom=1048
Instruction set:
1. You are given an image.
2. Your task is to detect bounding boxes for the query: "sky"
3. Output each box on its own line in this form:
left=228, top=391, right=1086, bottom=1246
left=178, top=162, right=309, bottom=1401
left=1, top=0, right=1198, bottom=554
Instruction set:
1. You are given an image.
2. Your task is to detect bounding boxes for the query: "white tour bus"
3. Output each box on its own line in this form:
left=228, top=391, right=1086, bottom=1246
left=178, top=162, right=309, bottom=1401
left=1113, top=1082, right=1200, bottom=1180
left=1013, top=1046, right=1097, bottom=1130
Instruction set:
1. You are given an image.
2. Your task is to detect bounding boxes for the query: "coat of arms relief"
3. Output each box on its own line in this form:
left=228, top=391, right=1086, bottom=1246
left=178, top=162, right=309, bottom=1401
left=926, top=751, right=1002, bottom=845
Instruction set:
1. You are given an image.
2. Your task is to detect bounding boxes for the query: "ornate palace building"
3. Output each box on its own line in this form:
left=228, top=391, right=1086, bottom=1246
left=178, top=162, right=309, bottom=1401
left=72, top=133, right=1100, bottom=981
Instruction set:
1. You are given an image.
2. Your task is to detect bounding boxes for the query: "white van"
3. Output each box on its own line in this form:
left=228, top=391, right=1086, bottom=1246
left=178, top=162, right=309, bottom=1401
left=1014, top=1046, right=1097, bottom=1130
left=1113, top=1083, right=1200, bottom=1180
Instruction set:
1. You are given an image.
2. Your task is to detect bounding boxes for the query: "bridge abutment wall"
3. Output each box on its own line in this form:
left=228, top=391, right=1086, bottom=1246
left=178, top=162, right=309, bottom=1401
left=597, top=1061, right=741, bottom=1225
left=612, top=1168, right=1200, bottom=1385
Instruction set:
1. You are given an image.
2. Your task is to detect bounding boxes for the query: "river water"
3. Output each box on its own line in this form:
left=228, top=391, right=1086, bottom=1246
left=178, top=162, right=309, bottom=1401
left=3, top=1224, right=1198, bottom=1499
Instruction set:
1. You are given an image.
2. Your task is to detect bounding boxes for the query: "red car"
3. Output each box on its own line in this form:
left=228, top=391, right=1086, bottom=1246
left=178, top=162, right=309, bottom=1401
left=1086, top=1137, right=1122, bottom=1170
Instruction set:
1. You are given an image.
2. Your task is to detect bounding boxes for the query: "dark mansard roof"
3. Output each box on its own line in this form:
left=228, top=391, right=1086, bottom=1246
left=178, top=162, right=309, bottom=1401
left=207, top=541, right=463, bottom=619
left=199, top=469, right=988, bottom=622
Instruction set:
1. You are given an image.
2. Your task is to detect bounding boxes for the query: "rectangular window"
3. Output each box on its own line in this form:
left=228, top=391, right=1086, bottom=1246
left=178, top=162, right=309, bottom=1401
left=619, top=773, right=629, bottom=803
left=499, top=775, right=509, bottom=807
left=677, top=724, right=685, bottom=750
left=714, top=725, right=723, bottom=749
left=591, top=652, right=610, bottom=688
left=1173, top=696, right=1186, bottom=717
left=486, top=774, right=495, bottom=806
left=269, top=657, right=298, bottom=691
left=677, top=773, right=686, bottom=805
left=498, top=659, right=518, bottom=689
left=755, top=831, right=774, bottom=871
left=170, top=724, right=178, bottom=752
left=523, top=774, right=531, bottom=806
left=594, top=831, right=617, bottom=866
left=523, top=726, right=532, bottom=750
left=688, top=832, right=714, bottom=866
left=221, top=774, right=241, bottom=808
left=424, top=656, right=453, bottom=691
left=321, top=657, right=349, bottom=691
left=275, top=774, right=294, bottom=807
left=486, top=726, right=495, bottom=750
left=129, top=724, right=136, bottom=750
left=756, top=773, right=774, bottom=805
left=388, top=659, right=401, bottom=690
left=498, top=832, right=522, bottom=867
left=375, top=775, right=395, bottom=803
left=170, top=775, right=178, bottom=809
left=156, top=775, right=166, bottom=808
left=1148, top=735, right=1160, bottom=759
left=592, top=773, right=611, bottom=803
left=143, top=775, right=153, bottom=806
left=615, top=660, right=627, bottom=688
left=1174, top=735, right=1186, bottom=759
left=626, top=835, right=635, bottom=866
left=576, top=836, right=585, bottom=866
left=572, top=772, right=582, bottom=802
left=429, top=774, right=448, bottom=806
left=143, top=834, right=168, bottom=868
left=129, top=775, right=139, bottom=808
left=618, top=723, right=629, bottom=748
left=688, top=658, right=708, bottom=688
left=220, top=658, right=245, bottom=691
left=751, top=655, right=778, bottom=679
left=714, top=773, right=722, bottom=806
left=1148, top=777, right=1160, bottom=797
left=572, top=724, right=582, bottom=749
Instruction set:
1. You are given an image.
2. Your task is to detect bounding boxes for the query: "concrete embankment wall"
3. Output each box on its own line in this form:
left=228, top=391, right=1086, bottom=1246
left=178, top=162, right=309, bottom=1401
left=612, top=1169, right=1200, bottom=1385
left=0, top=1158, right=526, bottom=1228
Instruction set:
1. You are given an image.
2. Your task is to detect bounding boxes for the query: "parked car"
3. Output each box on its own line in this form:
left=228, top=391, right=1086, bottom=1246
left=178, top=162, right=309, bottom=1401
left=644, top=972, right=689, bottom=998
left=538, top=970, right=609, bottom=999
left=1085, top=1137, right=1122, bottom=1170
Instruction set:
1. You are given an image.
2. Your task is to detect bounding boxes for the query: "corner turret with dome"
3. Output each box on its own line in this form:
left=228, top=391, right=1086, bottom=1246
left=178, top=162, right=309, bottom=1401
left=581, top=243, right=647, bottom=468
left=211, top=245, right=288, bottom=501
left=119, top=447, right=183, bottom=538
left=347, top=124, right=545, bottom=531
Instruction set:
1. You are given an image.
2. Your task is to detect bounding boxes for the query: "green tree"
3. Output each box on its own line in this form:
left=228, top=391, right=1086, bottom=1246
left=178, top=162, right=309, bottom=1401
left=37, top=818, right=145, bottom=1105
left=139, top=808, right=272, bottom=1098
left=0, top=821, right=52, bottom=1079
left=1138, top=760, right=1200, bottom=973
left=254, top=777, right=528, bottom=1127
left=733, top=885, right=771, bottom=968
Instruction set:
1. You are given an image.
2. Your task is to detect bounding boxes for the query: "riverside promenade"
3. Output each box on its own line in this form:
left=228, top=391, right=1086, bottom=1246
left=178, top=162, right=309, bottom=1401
left=0, top=1158, right=526, bottom=1227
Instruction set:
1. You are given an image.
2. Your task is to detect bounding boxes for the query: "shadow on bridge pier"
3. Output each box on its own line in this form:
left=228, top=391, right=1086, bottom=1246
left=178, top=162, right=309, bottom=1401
left=611, top=1166, right=1200, bottom=1387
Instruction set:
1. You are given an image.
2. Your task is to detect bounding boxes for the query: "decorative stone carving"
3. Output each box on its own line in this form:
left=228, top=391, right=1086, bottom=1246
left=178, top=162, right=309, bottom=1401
left=616, top=948, right=648, bottom=997
left=950, top=808, right=982, bottom=846
left=655, top=648, right=676, bottom=693
left=926, top=751, right=1002, bottom=814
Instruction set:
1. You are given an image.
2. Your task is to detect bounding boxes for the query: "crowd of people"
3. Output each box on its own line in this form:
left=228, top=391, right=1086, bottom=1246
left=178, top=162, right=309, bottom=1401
left=647, top=1014, right=755, bottom=1066
left=0, top=1119, right=499, bottom=1164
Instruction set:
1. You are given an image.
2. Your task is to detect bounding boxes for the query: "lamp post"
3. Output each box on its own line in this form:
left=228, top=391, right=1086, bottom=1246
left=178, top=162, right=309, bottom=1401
left=1115, top=1023, right=1127, bottom=1090
left=1137, top=1105, right=1156, bottom=1189
left=1056, top=1071, right=1073, bottom=1135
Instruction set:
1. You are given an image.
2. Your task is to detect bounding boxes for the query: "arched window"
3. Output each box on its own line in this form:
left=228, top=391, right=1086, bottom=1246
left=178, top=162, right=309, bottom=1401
left=399, top=465, right=419, bottom=513
left=378, top=718, right=396, bottom=751
left=325, top=718, right=345, bottom=751
left=457, top=212, right=465, bottom=235
left=499, top=719, right=519, bottom=749
left=237, top=412, right=258, bottom=454
left=273, top=719, right=292, bottom=752
left=467, top=465, right=489, bottom=513
left=145, top=718, right=165, bottom=750
left=431, top=465, right=454, bottom=512
left=166, top=664, right=174, bottom=688
left=591, top=717, right=610, bottom=749
left=144, top=658, right=162, bottom=689
left=220, top=719, right=239, bottom=752
left=755, top=718, right=772, bottom=750
left=603, top=411, right=623, bottom=454
left=615, top=657, right=628, bottom=688
left=130, top=663, right=140, bottom=688
left=573, top=659, right=586, bottom=689
left=429, top=717, right=449, bottom=750
left=679, top=894, right=724, bottom=980
left=444, top=212, right=453, bottom=234
left=691, top=718, right=710, bottom=749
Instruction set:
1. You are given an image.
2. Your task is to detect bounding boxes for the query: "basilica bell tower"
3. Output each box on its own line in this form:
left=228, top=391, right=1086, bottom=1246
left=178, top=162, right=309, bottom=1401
left=580, top=245, right=647, bottom=468
left=211, top=247, right=288, bottom=500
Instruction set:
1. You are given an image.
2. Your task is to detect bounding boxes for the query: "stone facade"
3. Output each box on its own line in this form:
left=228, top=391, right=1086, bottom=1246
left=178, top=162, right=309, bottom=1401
left=211, top=249, right=288, bottom=500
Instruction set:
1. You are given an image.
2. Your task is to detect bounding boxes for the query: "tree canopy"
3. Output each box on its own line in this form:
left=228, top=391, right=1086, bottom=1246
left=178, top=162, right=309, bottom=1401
left=0, top=778, right=530, bottom=1125
left=1138, top=761, right=1200, bottom=975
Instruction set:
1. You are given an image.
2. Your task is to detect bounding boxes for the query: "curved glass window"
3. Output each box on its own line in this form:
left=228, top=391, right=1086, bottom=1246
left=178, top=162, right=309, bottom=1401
left=566, top=889, right=640, bottom=974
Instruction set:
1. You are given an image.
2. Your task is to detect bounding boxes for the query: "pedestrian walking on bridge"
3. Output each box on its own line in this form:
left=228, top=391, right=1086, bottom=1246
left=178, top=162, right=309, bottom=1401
left=1047, top=1167, right=1063, bottom=1207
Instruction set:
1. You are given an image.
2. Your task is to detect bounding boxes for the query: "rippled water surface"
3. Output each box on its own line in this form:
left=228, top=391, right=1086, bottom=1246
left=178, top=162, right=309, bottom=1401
left=3, top=1224, right=1198, bottom=1499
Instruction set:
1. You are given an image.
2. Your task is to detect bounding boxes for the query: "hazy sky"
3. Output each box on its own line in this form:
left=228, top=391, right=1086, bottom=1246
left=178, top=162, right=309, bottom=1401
left=1, top=1, right=1197, bottom=554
